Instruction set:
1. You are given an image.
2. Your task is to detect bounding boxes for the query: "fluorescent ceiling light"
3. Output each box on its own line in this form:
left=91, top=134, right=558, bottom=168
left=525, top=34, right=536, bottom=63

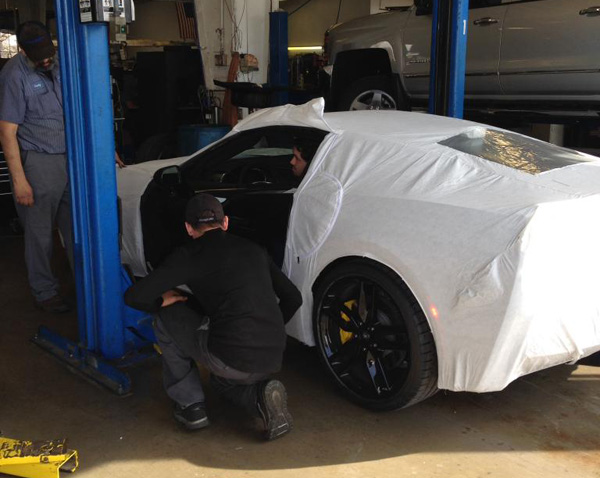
left=288, top=46, right=323, bottom=51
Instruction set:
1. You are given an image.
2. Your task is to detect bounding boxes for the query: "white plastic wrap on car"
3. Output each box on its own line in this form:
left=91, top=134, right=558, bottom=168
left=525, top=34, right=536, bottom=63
left=119, top=99, right=600, bottom=393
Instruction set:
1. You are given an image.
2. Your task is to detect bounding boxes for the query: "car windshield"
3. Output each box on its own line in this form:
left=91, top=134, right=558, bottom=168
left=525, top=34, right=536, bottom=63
left=232, top=147, right=293, bottom=159
left=182, top=126, right=329, bottom=191
left=439, top=127, right=596, bottom=175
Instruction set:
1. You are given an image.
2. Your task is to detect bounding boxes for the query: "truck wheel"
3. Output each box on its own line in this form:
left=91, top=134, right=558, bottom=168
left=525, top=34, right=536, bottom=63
left=313, top=259, right=438, bottom=410
left=338, top=76, right=402, bottom=111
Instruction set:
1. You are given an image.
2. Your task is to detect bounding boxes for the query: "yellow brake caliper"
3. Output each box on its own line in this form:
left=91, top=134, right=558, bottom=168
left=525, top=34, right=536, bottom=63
left=339, top=299, right=357, bottom=344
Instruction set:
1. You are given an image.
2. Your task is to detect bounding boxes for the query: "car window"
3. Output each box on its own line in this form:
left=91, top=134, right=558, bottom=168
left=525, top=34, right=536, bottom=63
left=500, top=0, right=542, bottom=5
left=470, top=0, right=502, bottom=8
left=416, top=0, right=503, bottom=14
left=232, top=147, right=293, bottom=159
left=203, top=139, right=294, bottom=186
left=182, top=126, right=328, bottom=190
left=439, top=127, right=596, bottom=174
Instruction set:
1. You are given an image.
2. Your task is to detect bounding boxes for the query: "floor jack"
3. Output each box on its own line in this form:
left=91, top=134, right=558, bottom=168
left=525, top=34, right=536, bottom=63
left=0, top=437, right=78, bottom=478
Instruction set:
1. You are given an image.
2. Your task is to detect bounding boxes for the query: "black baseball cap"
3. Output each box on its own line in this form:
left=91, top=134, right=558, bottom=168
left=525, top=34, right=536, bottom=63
left=17, top=21, right=55, bottom=63
left=185, top=193, right=225, bottom=227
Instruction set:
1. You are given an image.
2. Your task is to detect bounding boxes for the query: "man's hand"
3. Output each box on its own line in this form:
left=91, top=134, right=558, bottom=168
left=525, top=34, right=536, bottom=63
left=161, top=289, right=188, bottom=307
left=115, top=151, right=126, bottom=168
left=14, top=178, right=34, bottom=206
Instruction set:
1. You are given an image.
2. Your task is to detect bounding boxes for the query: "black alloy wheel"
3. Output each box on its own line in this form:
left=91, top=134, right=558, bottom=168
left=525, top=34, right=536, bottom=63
left=313, top=259, right=438, bottom=410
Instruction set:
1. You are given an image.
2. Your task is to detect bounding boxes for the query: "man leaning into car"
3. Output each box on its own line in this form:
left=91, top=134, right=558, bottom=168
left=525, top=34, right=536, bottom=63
left=124, top=193, right=302, bottom=441
left=290, top=137, right=321, bottom=179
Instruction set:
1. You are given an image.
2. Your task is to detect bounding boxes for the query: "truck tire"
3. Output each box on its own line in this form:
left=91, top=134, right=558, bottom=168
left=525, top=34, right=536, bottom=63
left=338, top=75, right=404, bottom=111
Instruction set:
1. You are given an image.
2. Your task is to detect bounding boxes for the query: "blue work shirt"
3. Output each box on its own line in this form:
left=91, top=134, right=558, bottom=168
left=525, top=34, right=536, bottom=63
left=0, top=53, right=66, bottom=154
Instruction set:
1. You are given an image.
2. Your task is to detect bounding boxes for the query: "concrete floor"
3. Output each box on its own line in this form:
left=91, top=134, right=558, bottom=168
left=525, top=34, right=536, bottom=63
left=1, top=232, right=599, bottom=478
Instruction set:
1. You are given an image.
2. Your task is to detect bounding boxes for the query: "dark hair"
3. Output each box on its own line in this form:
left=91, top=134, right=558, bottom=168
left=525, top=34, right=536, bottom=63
left=293, top=137, right=321, bottom=164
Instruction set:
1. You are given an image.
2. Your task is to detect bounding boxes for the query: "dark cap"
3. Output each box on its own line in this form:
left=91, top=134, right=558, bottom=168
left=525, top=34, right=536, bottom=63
left=185, top=193, right=225, bottom=228
left=17, top=21, right=55, bottom=63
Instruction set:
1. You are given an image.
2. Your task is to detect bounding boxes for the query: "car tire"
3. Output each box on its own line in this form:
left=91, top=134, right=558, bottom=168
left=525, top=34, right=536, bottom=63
left=338, top=75, right=403, bottom=111
left=313, top=259, right=438, bottom=410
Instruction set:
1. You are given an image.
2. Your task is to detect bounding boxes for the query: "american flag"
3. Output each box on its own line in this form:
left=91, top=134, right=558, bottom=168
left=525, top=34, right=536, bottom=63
left=176, top=2, right=198, bottom=40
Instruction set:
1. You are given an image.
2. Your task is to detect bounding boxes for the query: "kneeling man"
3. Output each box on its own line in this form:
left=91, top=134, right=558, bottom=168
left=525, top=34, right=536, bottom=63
left=125, top=193, right=302, bottom=440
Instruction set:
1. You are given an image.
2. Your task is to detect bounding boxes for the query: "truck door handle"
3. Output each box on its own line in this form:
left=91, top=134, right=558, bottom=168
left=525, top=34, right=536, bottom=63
left=473, top=17, right=499, bottom=26
left=580, top=6, right=600, bottom=15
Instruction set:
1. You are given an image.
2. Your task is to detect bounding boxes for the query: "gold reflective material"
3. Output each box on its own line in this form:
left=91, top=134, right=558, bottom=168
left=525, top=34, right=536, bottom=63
left=440, top=129, right=595, bottom=175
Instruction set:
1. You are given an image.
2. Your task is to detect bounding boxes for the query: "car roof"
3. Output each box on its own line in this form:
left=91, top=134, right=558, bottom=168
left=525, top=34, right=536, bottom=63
left=233, top=98, right=480, bottom=146
left=323, top=110, right=480, bottom=145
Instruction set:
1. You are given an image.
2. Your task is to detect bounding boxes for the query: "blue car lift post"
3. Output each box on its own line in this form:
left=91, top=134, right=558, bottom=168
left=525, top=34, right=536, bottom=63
left=428, top=0, right=470, bottom=118
left=30, top=0, right=155, bottom=395
left=269, top=10, right=289, bottom=106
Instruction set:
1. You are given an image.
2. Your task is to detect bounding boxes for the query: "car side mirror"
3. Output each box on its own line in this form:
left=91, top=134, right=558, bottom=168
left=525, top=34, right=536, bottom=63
left=153, top=165, right=182, bottom=188
left=414, top=0, right=432, bottom=15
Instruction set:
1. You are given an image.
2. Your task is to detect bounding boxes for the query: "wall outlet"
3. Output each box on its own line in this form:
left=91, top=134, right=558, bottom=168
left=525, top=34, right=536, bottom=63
left=215, top=53, right=228, bottom=67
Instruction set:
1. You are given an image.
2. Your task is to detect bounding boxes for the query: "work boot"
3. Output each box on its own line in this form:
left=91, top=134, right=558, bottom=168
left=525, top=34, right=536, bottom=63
left=173, top=402, right=210, bottom=430
left=35, top=295, right=71, bottom=313
left=257, top=380, right=293, bottom=441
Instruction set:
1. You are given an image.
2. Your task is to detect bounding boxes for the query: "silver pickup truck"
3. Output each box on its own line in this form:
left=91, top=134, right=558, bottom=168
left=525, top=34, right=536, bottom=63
left=324, top=0, right=600, bottom=118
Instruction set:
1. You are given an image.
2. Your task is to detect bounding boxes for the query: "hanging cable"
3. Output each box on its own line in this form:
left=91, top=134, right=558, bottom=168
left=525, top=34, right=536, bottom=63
left=236, top=1, right=246, bottom=51
left=289, top=0, right=315, bottom=16
left=224, top=0, right=243, bottom=51
left=335, top=0, right=343, bottom=23
left=243, top=0, right=253, bottom=82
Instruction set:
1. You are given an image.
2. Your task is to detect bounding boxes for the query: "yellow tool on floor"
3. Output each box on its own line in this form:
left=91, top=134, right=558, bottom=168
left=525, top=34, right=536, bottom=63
left=0, top=437, right=78, bottom=478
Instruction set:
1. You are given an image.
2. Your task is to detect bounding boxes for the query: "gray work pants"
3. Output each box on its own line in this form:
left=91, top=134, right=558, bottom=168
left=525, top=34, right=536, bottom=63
left=154, top=302, right=269, bottom=413
left=13, top=151, right=73, bottom=302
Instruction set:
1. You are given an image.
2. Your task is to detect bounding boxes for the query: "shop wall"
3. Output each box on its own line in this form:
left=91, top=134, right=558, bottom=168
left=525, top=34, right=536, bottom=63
left=282, top=0, right=370, bottom=47
left=127, top=1, right=181, bottom=42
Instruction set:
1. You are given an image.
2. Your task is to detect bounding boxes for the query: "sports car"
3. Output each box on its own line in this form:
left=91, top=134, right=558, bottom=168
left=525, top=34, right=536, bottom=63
left=118, top=99, right=600, bottom=410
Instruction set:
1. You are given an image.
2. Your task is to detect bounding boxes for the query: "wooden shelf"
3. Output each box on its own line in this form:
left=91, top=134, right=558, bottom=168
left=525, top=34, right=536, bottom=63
left=112, top=39, right=197, bottom=47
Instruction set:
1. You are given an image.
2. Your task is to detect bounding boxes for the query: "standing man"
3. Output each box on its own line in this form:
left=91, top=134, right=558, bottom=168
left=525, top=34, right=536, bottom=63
left=0, top=21, right=124, bottom=313
left=124, top=193, right=302, bottom=441
left=0, top=21, right=72, bottom=312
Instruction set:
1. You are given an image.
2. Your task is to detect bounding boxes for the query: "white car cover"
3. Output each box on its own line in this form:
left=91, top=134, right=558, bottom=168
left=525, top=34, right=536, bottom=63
left=118, top=99, right=600, bottom=394
left=119, top=156, right=188, bottom=276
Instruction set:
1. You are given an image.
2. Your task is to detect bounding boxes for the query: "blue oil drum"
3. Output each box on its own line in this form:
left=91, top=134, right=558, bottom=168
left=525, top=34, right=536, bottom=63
left=177, top=125, right=231, bottom=156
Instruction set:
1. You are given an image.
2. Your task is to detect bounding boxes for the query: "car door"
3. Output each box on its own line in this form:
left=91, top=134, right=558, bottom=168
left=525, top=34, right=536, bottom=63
left=140, top=126, right=328, bottom=269
left=500, top=0, right=600, bottom=97
left=402, top=0, right=506, bottom=100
